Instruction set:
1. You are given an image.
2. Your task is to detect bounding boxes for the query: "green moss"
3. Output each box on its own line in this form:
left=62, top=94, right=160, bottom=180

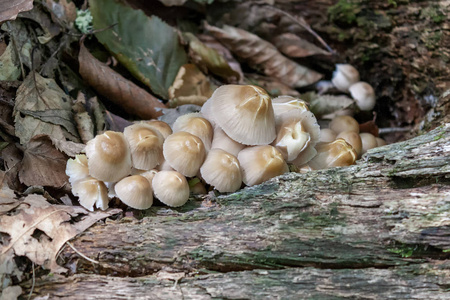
left=328, top=0, right=362, bottom=24
left=420, top=6, right=446, bottom=24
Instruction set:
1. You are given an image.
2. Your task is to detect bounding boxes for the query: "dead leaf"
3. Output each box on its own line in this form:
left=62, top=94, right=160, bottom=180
left=104, top=111, right=132, bottom=133
left=183, top=32, right=241, bottom=83
left=0, top=0, right=33, bottom=22
left=168, top=64, right=215, bottom=107
left=0, top=171, right=19, bottom=213
left=271, top=33, right=330, bottom=58
left=14, top=72, right=79, bottom=145
left=206, top=24, right=323, bottom=88
left=45, top=0, right=77, bottom=25
left=304, top=92, right=355, bottom=118
left=158, top=105, right=201, bottom=127
left=359, top=120, right=379, bottom=137
left=18, top=135, right=70, bottom=188
left=0, top=42, right=21, bottom=81
left=74, top=111, right=95, bottom=143
left=0, top=194, right=121, bottom=273
left=245, top=73, right=300, bottom=97
left=86, top=97, right=106, bottom=135
left=20, top=4, right=61, bottom=44
left=0, top=285, right=22, bottom=300
left=78, top=43, right=166, bottom=119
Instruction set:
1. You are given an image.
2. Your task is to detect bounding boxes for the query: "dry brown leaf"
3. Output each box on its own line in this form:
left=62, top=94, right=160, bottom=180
left=45, top=0, right=77, bottom=25
left=78, top=42, right=166, bottom=119
left=271, top=33, right=330, bottom=58
left=0, top=0, right=33, bottom=22
left=0, top=171, right=19, bottom=213
left=168, top=64, right=215, bottom=107
left=18, top=135, right=70, bottom=188
left=245, top=73, right=300, bottom=97
left=206, top=24, right=323, bottom=88
left=0, top=194, right=121, bottom=273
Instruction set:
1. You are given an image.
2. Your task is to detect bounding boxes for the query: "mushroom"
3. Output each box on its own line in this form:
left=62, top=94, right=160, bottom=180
left=152, top=170, right=190, bottom=207
left=124, top=123, right=164, bottom=171
left=308, top=139, right=357, bottom=170
left=200, top=148, right=242, bottom=193
left=272, top=96, right=309, bottom=124
left=360, top=133, right=378, bottom=154
left=141, top=120, right=173, bottom=139
left=199, top=97, right=216, bottom=127
left=336, top=131, right=363, bottom=158
left=172, top=113, right=213, bottom=151
left=319, top=128, right=337, bottom=143
left=85, top=131, right=132, bottom=182
left=210, top=127, right=245, bottom=157
left=71, top=176, right=109, bottom=211
left=208, top=85, right=276, bottom=145
left=114, top=175, right=153, bottom=210
left=65, top=154, right=89, bottom=185
left=163, top=131, right=206, bottom=177
left=375, top=137, right=387, bottom=147
left=331, top=64, right=360, bottom=92
left=329, top=115, right=360, bottom=134
left=238, top=145, right=289, bottom=186
left=349, top=82, right=376, bottom=111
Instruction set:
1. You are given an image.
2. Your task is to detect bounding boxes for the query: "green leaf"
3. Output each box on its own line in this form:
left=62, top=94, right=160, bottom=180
left=90, top=0, right=188, bottom=99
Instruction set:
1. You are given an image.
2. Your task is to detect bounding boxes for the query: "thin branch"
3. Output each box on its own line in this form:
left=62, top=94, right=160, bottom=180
left=66, top=241, right=99, bottom=264
left=27, top=262, right=35, bottom=300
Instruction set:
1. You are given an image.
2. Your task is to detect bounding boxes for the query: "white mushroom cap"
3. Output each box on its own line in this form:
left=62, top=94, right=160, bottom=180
left=238, top=145, right=289, bottom=186
left=209, top=85, right=276, bottom=145
left=349, top=81, right=376, bottom=111
left=124, top=123, right=164, bottom=171
left=72, top=176, right=109, bottom=211
left=360, top=133, right=378, bottom=154
left=336, top=131, right=363, bottom=157
left=172, top=113, right=213, bottom=151
left=114, top=175, right=153, bottom=210
left=331, top=64, right=360, bottom=92
left=375, top=137, right=387, bottom=147
left=329, top=115, right=360, bottom=134
left=272, top=96, right=309, bottom=124
left=156, top=157, right=175, bottom=171
left=141, top=120, right=173, bottom=139
left=163, top=131, right=206, bottom=177
left=152, top=170, right=189, bottom=207
left=200, top=149, right=242, bottom=193
left=211, top=127, right=245, bottom=157
left=200, top=99, right=216, bottom=127
left=308, top=139, right=357, bottom=170
left=66, top=154, right=89, bottom=185
left=85, top=131, right=132, bottom=182
left=319, top=128, right=337, bottom=143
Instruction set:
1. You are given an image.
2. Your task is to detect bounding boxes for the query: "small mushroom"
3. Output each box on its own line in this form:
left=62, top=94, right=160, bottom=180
left=85, top=131, right=132, bottom=182
left=152, top=170, right=190, bottom=207
left=209, top=85, right=276, bottom=145
left=272, top=96, right=309, bottom=124
left=124, top=123, right=164, bottom=170
left=114, top=175, right=153, bottom=210
left=238, top=145, right=289, bottom=186
left=65, top=154, right=89, bottom=185
left=210, top=127, right=245, bottom=157
left=375, top=137, right=387, bottom=147
left=336, top=131, right=363, bottom=158
left=172, top=113, right=214, bottom=151
left=349, top=82, right=376, bottom=111
left=72, top=176, right=109, bottom=211
left=308, top=139, right=357, bottom=170
left=331, top=64, right=360, bottom=92
left=141, top=120, right=173, bottom=139
left=163, top=131, right=206, bottom=177
left=319, top=128, right=337, bottom=143
left=360, top=133, right=378, bottom=154
left=329, top=115, right=360, bottom=134
left=200, top=149, right=242, bottom=193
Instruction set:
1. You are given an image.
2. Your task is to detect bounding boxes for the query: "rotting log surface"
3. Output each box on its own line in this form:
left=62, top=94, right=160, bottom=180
left=23, top=124, right=450, bottom=298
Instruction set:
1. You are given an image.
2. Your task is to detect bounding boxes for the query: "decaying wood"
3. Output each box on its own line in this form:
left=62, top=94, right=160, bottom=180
left=22, top=123, right=450, bottom=298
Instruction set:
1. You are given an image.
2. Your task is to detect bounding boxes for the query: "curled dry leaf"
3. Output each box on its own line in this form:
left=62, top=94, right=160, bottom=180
left=304, top=92, right=355, bottom=119
left=78, top=43, right=166, bottom=119
left=0, top=43, right=21, bottom=81
left=183, top=32, right=241, bottom=83
left=14, top=72, right=79, bottom=145
left=168, top=64, right=215, bottom=107
left=45, top=0, right=77, bottom=25
left=206, top=24, right=323, bottom=88
left=0, top=0, right=33, bottom=22
left=245, top=73, right=300, bottom=97
left=0, top=193, right=121, bottom=274
left=271, top=33, right=330, bottom=58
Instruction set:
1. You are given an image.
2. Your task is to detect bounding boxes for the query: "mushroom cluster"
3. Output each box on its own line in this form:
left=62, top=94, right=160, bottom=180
left=66, top=84, right=382, bottom=211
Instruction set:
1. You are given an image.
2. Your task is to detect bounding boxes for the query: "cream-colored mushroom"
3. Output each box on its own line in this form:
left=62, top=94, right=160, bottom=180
left=152, top=170, right=190, bottom=207
left=331, top=64, right=360, bottom=92
left=114, top=175, right=153, bottom=210
left=172, top=113, right=213, bottom=151
left=200, top=149, right=242, bottom=193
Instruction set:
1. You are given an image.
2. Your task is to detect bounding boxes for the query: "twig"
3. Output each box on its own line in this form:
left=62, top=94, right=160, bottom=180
left=66, top=241, right=100, bottom=264
left=27, top=262, right=35, bottom=300
left=379, top=127, right=412, bottom=134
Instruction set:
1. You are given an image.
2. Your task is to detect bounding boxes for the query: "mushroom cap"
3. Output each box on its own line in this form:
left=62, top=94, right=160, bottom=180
left=163, top=131, right=206, bottom=177
left=152, top=170, right=189, bottom=207
left=375, top=137, right=387, bottom=147
left=141, top=120, right=173, bottom=139
left=209, top=85, right=276, bottom=145
left=308, top=139, right=357, bottom=170
left=272, top=110, right=320, bottom=162
left=124, top=123, right=164, bottom=170
left=360, top=133, right=378, bottom=154
left=349, top=81, right=376, bottom=111
left=66, top=154, right=89, bottom=185
left=72, top=176, right=109, bottom=211
left=329, top=115, right=360, bottom=134
left=211, top=127, right=245, bottom=157
left=200, top=149, right=242, bottom=193
left=114, top=175, right=153, bottom=210
left=172, top=113, right=213, bottom=151
left=331, top=64, right=360, bottom=92
left=238, top=145, right=289, bottom=186
left=85, top=131, right=132, bottom=182
left=336, top=130, right=363, bottom=157
left=199, top=98, right=216, bottom=127
left=272, top=96, right=309, bottom=124
left=319, top=128, right=337, bottom=143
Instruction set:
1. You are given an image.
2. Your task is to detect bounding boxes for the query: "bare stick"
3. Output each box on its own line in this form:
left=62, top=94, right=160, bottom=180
left=66, top=241, right=99, bottom=264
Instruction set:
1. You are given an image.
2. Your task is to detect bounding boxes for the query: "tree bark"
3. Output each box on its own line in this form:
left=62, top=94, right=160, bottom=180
left=21, top=123, right=450, bottom=298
